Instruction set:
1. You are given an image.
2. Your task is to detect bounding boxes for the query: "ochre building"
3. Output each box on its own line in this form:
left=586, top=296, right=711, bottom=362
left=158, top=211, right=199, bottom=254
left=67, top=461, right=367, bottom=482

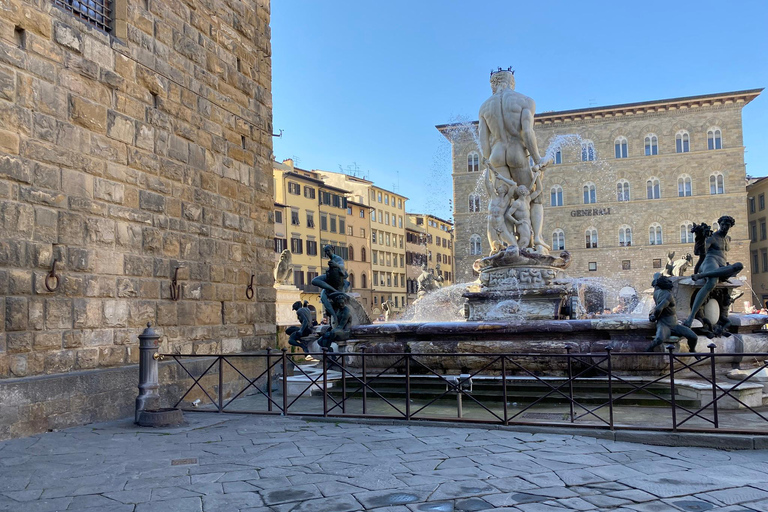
left=747, top=176, right=768, bottom=308
left=440, top=89, right=761, bottom=311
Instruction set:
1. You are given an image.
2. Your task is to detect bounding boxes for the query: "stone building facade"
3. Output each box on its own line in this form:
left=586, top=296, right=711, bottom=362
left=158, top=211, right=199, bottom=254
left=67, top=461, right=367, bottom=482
left=440, top=89, right=761, bottom=310
left=0, top=0, right=273, bottom=438
left=405, top=213, right=454, bottom=300
left=747, top=176, right=768, bottom=307
left=346, top=199, right=372, bottom=315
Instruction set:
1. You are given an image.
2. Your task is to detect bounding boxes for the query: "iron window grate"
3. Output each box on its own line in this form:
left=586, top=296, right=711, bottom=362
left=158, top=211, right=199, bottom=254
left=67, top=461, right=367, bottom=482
left=53, top=0, right=112, bottom=33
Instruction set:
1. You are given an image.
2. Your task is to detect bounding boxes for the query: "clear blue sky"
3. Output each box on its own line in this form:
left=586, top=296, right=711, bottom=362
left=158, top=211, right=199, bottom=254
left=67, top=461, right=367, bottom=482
left=271, top=1, right=768, bottom=221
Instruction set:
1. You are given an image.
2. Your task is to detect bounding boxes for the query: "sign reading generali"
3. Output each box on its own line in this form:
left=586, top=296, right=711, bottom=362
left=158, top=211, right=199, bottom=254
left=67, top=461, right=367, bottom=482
left=570, top=208, right=612, bottom=217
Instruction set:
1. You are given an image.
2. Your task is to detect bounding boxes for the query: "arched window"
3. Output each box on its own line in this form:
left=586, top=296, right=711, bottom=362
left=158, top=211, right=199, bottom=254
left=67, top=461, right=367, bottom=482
left=678, top=175, right=692, bottom=197
left=707, top=127, right=722, bottom=150
left=468, top=193, right=481, bottom=212
left=552, top=229, right=565, bottom=251
left=614, top=136, right=628, bottom=159
left=649, top=223, right=663, bottom=245
left=360, top=247, right=366, bottom=262
left=583, top=182, right=596, bottom=204
left=467, top=152, right=479, bottom=172
left=361, top=273, right=367, bottom=288
left=581, top=140, right=596, bottom=162
left=675, top=131, right=690, bottom=153
left=617, top=180, right=630, bottom=202
left=348, top=246, right=354, bottom=261
left=709, top=173, right=724, bottom=195
left=680, top=221, right=694, bottom=243
left=618, top=225, right=632, bottom=247
left=469, top=234, right=482, bottom=256
left=644, top=134, right=658, bottom=156
left=585, top=228, right=598, bottom=249
left=349, top=273, right=355, bottom=288
left=550, top=185, right=563, bottom=207
left=646, top=177, right=660, bottom=199
left=554, top=149, right=562, bottom=164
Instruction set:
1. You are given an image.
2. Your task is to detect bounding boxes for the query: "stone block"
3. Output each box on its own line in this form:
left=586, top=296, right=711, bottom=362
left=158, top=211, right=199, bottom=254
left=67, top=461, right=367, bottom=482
left=62, top=331, right=83, bottom=349
left=127, top=300, right=154, bottom=327
left=84, top=275, right=115, bottom=297
left=106, top=110, right=135, bottom=144
left=94, top=178, right=125, bottom=204
left=44, top=350, right=74, bottom=374
left=45, top=298, right=73, bottom=329
left=5, top=297, right=28, bottom=331
left=54, top=22, right=82, bottom=53
left=93, top=250, right=123, bottom=275
left=157, top=303, right=177, bottom=326
left=57, top=211, right=85, bottom=245
left=75, top=348, right=99, bottom=369
left=0, top=154, right=31, bottom=184
left=7, top=270, right=33, bottom=295
left=34, top=331, right=61, bottom=351
left=98, top=346, right=125, bottom=367
left=6, top=332, right=32, bottom=353
left=123, top=254, right=152, bottom=277
left=0, top=129, right=19, bottom=154
left=83, top=329, right=113, bottom=347
left=135, top=122, right=154, bottom=150
left=33, top=207, right=58, bottom=243
left=73, top=298, right=102, bottom=329
left=86, top=217, right=116, bottom=245
left=0, top=67, right=14, bottom=101
left=139, top=190, right=165, bottom=212
left=196, top=302, right=220, bottom=325
left=19, top=186, right=67, bottom=208
left=27, top=299, right=43, bottom=329
left=69, top=95, right=107, bottom=132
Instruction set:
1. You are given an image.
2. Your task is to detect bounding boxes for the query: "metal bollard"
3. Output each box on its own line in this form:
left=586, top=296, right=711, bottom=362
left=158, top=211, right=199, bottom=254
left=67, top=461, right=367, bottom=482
left=135, top=323, right=161, bottom=424
left=446, top=374, right=472, bottom=418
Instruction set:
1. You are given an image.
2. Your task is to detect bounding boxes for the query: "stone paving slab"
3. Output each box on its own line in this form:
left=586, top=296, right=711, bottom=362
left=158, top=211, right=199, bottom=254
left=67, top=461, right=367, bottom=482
left=1, top=413, right=768, bottom=511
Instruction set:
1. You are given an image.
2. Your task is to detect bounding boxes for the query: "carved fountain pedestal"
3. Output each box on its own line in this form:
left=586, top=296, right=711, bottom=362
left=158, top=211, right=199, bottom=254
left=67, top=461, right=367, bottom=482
left=463, top=247, right=574, bottom=321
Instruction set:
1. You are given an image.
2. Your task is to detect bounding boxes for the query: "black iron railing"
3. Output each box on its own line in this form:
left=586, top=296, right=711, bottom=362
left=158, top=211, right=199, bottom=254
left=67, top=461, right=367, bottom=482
left=158, top=345, right=768, bottom=434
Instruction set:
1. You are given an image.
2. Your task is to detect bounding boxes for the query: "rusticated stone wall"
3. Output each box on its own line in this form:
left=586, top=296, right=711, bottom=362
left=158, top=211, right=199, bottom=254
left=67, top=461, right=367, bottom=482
left=0, top=0, right=274, bottom=392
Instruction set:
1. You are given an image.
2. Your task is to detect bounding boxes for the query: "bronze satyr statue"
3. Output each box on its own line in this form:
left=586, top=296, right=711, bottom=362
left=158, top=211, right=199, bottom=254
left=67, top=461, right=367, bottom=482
left=311, top=245, right=349, bottom=324
left=684, top=215, right=743, bottom=329
left=318, top=292, right=352, bottom=349
left=647, top=274, right=698, bottom=353
left=286, top=301, right=313, bottom=353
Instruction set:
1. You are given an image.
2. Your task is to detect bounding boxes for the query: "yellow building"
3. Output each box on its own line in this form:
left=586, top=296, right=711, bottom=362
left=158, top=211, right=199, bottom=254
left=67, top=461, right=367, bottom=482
left=407, top=214, right=455, bottom=299
left=273, top=160, right=350, bottom=316
left=405, top=216, right=427, bottom=305
left=346, top=199, right=373, bottom=315
left=747, top=176, right=768, bottom=308
left=315, top=171, right=408, bottom=317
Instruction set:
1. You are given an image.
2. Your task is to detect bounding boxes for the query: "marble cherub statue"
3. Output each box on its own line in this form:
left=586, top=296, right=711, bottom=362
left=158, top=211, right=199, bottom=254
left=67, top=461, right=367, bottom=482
left=478, top=69, right=552, bottom=254
left=274, top=249, right=293, bottom=285
left=484, top=168, right=517, bottom=253
left=647, top=273, right=698, bottom=354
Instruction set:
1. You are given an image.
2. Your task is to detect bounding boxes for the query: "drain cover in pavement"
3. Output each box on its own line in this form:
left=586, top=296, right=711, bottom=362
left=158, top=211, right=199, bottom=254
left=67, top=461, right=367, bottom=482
left=521, top=412, right=569, bottom=421
left=416, top=502, right=453, bottom=511
left=171, top=458, right=198, bottom=466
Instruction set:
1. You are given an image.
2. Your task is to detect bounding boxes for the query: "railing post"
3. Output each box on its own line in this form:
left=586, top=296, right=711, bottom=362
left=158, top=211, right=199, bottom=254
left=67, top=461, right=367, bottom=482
left=361, top=347, right=367, bottom=415
left=218, top=356, right=224, bottom=413
left=135, top=323, right=161, bottom=424
left=281, top=348, right=288, bottom=415
left=405, top=351, right=411, bottom=420
left=566, top=346, right=575, bottom=423
left=606, top=346, right=614, bottom=430
left=501, top=355, right=508, bottom=425
left=709, top=343, right=718, bottom=429
left=266, top=348, right=273, bottom=413
left=322, top=348, right=328, bottom=417
left=340, top=351, right=347, bottom=414
left=667, top=344, right=677, bottom=431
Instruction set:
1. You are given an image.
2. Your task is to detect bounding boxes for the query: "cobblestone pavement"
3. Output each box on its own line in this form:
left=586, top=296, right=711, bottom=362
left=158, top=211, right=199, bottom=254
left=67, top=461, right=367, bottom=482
left=2, top=414, right=768, bottom=511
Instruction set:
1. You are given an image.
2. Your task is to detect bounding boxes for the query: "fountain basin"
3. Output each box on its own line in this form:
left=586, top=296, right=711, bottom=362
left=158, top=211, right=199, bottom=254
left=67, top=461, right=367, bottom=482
left=345, top=315, right=768, bottom=375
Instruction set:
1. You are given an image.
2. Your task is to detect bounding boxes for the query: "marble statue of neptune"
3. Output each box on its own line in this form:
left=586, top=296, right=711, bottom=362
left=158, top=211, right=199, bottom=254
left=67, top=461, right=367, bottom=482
left=479, top=69, right=552, bottom=254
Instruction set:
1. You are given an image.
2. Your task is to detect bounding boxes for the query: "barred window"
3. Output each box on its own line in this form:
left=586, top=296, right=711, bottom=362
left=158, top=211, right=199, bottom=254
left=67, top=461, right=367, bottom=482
left=55, top=0, right=113, bottom=33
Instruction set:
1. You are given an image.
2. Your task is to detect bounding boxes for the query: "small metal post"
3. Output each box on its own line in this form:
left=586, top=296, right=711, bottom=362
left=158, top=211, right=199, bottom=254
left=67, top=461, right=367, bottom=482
left=566, top=346, right=575, bottom=423
left=606, top=346, right=614, bottom=430
left=322, top=348, right=328, bottom=417
left=709, top=343, right=718, bottom=428
left=667, top=344, right=677, bottom=431
left=135, top=323, right=161, bottom=424
left=218, top=356, right=224, bottom=413
left=501, top=356, right=508, bottom=425
left=266, top=348, right=273, bottom=412
left=361, top=347, right=367, bottom=415
left=405, top=352, right=411, bottom=420
left=340, top=352, right=347, bottom=414
left=281, top=348, right=288, bottom=415
left=457, top=386, right=463, bottom=419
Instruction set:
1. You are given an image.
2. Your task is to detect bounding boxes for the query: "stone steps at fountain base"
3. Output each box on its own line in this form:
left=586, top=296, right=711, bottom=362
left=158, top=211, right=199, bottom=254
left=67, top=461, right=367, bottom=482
left=329, top=375, right=700, bottom=408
